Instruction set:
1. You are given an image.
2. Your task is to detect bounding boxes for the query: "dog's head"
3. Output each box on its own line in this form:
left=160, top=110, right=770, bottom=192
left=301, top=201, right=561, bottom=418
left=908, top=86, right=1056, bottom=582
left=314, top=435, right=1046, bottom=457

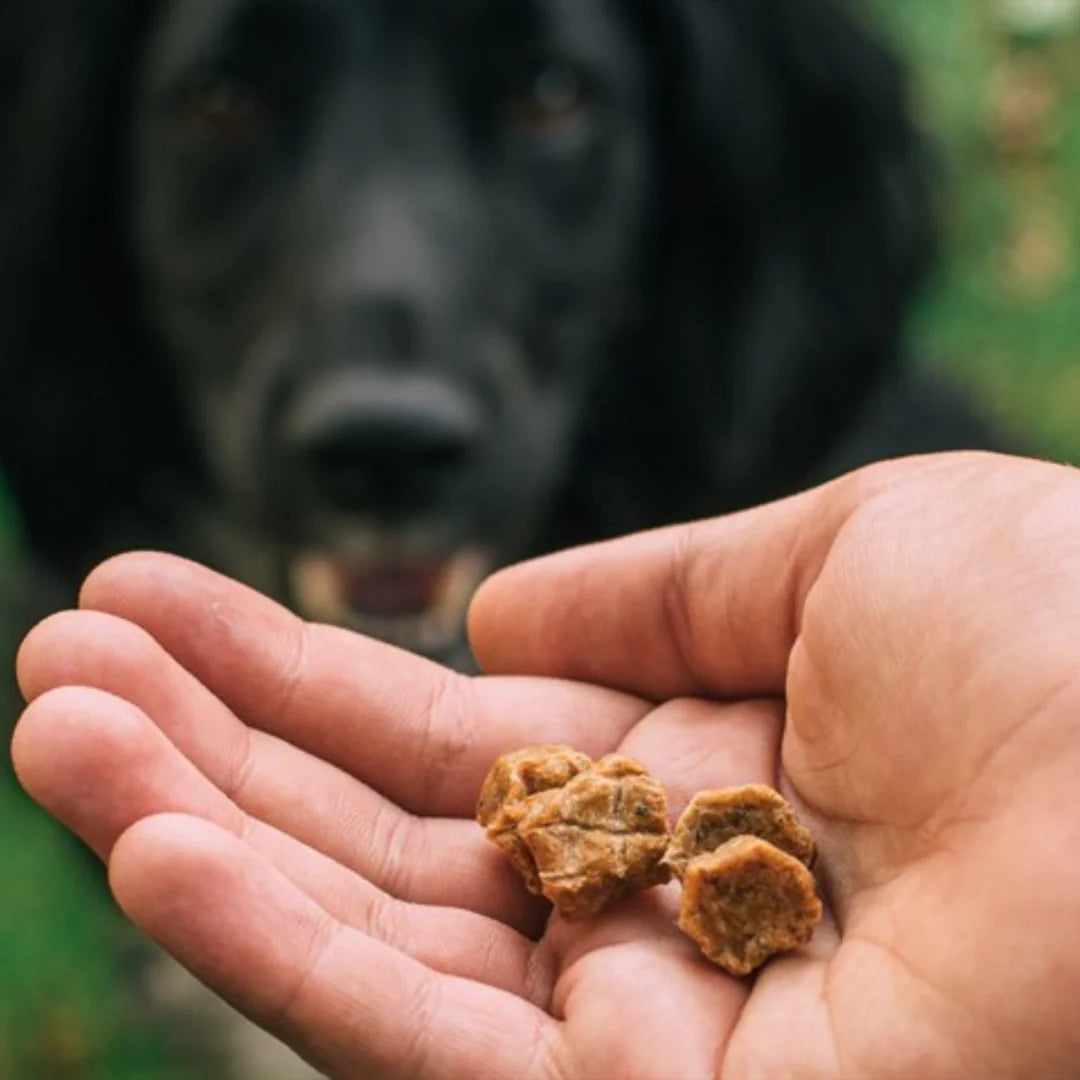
left=126, top=0, right=658, bottom=656
left=1, top=0, right=931, bottom=661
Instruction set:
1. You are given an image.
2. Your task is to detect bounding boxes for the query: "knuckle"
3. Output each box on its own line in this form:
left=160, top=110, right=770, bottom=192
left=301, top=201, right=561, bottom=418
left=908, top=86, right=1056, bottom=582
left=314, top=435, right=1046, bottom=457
left=415, top=671, right=476, bottom=809
left=368, top=797, right=421, bottom=898
left=398, top=973, right=443, bottom=1076
left=268, top=619, right=312, bottom=728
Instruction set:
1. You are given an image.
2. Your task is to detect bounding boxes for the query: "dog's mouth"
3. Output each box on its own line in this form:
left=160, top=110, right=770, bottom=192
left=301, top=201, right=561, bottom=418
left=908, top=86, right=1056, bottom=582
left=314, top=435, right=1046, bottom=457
left=288, top=547, right=493, bottom=654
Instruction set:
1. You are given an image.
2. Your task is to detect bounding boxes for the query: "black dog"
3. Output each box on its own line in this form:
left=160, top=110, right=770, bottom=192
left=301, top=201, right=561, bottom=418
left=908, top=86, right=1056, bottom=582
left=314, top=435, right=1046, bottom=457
left=1, top=0, right=996, bottom=667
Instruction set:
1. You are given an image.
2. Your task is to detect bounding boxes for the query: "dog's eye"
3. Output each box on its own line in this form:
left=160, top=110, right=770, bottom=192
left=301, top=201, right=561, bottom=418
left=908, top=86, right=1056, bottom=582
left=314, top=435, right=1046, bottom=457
left=182, top=76, right=269, bottom=141
left=506, top=62, right=589, bottom=137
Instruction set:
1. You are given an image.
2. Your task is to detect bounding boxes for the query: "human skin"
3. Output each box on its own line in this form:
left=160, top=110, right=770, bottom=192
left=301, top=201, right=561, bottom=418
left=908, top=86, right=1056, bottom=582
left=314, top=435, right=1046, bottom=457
left=13, top=451, right=1080, bottom=1078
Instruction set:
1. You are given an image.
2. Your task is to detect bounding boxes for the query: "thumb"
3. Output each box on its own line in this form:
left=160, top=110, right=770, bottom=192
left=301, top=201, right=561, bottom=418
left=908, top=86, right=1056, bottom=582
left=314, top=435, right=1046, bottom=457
left=468, top=455, right=966, bottom=700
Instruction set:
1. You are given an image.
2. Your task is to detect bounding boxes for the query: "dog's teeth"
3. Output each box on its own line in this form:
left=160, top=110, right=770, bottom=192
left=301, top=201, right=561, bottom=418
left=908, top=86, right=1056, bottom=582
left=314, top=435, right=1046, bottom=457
left=290, top=553, right=351, bottom=623
left=291, top=546, right=492, bottom=654
left=435, top=548, right=492, bottom=619
left=417, top=611, right=455, bottom=653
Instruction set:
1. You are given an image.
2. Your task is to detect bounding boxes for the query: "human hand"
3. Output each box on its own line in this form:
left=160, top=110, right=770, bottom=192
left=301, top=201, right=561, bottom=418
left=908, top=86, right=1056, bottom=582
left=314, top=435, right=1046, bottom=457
left=13, top=452, right=1080, bottom=1077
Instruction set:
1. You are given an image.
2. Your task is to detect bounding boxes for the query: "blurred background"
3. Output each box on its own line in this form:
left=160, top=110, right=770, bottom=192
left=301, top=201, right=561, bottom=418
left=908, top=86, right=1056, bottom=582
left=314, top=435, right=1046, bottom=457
left=884, top=0, right=1080, bottom=461
left=2, top=0, right=1080, bottom=1076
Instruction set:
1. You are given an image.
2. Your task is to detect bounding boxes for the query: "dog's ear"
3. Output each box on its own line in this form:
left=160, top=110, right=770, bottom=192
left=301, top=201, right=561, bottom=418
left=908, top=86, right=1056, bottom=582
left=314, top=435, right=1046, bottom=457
left=0, top=1, right=181, bottom=578
left=638, top=0, right=935, bottom=505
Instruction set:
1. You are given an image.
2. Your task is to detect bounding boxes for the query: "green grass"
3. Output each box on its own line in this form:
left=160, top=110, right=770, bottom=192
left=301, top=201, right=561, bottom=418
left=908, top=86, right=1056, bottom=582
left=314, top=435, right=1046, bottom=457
left=0, top=771, right=198, bottom=1080
left=0, top=501, right=195, bottom=1077
left=3, top=2, right=1080, bottom=1075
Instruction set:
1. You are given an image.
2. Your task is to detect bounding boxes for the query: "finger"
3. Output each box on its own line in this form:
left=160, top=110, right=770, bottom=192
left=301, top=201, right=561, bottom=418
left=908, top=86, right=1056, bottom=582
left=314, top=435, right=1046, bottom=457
left=12, top=687, right=547, bottom=998
left=109, top=815, right=560, bottom=1080
left=17, top=613, right=544, bottom=932
left=77, top=553, right=650, bottom=817
left=468, top=457, right=953, bottom=698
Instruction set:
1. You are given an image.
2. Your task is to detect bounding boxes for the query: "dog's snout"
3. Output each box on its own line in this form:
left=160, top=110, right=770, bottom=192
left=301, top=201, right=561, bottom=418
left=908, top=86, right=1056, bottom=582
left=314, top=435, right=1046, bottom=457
left=349, top=296, right=425, bottom=365
left=303, top=409, right=476, bottom=511
left=282, top=372, right=483, bottom=514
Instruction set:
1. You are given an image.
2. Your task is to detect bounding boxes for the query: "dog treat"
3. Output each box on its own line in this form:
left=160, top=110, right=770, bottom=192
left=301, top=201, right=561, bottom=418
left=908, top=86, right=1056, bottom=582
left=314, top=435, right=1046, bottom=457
left=663, top=784, right=815, bottom=880
left=477, top=749, right=671, bottom=918
left=479, top=750, right=821, bottom=967
left=517, top=754, right=672, bottom=919
left=477, top=744, right=593, bottom=891
left=677, top=836, right=822, bottom=976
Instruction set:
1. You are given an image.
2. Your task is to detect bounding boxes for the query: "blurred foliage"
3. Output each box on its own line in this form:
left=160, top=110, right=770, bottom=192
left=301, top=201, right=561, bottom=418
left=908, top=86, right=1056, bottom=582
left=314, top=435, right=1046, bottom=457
left=2, top=2, right=1080, bottom=1076
left=871, top=0, right=1080, bottom=462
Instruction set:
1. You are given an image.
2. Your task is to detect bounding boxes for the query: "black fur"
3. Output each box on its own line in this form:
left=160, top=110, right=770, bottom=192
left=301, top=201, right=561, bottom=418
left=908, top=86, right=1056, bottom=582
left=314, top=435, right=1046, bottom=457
left=1, top=0, right=998, bottom=662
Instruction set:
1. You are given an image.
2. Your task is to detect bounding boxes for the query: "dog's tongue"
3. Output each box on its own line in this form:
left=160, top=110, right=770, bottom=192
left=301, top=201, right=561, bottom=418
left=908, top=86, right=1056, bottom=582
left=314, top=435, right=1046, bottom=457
left=340, top=562, right=445, bottom=618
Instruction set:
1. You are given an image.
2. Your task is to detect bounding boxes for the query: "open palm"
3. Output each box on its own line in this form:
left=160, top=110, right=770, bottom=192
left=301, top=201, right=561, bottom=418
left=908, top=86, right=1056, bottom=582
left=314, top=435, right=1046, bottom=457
left=14, top=453, right=1080, bottom=1079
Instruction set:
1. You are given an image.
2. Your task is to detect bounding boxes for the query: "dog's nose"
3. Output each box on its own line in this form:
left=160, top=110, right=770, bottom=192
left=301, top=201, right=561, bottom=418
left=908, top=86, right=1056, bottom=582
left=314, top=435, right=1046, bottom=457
left=302, top=409, right=477, bottom=511
left=282, top=373, right=483, bottom=514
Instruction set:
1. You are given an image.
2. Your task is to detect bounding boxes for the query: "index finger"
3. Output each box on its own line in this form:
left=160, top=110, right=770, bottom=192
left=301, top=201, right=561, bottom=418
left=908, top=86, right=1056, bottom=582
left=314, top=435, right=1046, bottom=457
left=75, top=553, right=650, bottom=818
left=468, top=457, right=951, bottom=700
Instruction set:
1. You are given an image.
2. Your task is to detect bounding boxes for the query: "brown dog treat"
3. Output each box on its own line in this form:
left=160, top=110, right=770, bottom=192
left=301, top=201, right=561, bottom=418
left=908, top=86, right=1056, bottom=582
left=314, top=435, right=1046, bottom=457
left=476, top=744, right=594, bottom=828
left=664, top=784, right=815, bottom=880
left=677, top=836, right=822, bottom=976
left=517, top=754, right=672, bottom=919
left=477, top=744, right=593, bottom=892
